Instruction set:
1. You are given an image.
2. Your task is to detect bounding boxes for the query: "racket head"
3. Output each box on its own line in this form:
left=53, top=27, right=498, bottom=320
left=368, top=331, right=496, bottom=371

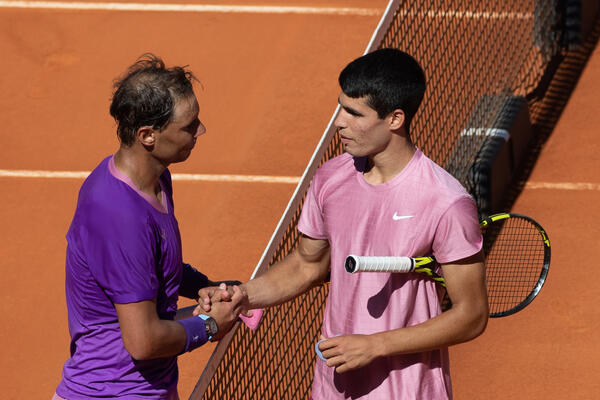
left=481, top=213, right=551, bottom=317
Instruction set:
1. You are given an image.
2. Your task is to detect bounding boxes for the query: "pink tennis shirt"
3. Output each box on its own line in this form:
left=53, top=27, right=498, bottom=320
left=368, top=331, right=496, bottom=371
left=298, top=149, right=482, bottom=399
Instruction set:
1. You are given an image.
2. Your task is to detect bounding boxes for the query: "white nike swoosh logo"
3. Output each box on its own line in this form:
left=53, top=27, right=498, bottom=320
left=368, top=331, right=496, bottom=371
left=393, top=213, right=414, bottom=220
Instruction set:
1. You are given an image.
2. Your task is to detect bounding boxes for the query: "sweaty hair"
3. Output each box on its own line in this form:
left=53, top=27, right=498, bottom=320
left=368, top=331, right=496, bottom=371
left=338, top=48, right=426, bottom=133
left=109, top=53, right=197, bottom=146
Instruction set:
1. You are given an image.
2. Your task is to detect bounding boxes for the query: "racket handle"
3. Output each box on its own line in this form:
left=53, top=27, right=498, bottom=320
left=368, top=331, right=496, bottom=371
left=345, top=255, right=415, bottom=273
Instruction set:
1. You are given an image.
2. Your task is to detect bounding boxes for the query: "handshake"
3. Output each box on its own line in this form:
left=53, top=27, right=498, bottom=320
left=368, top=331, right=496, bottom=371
left=191, top=281, right=263, bottom=341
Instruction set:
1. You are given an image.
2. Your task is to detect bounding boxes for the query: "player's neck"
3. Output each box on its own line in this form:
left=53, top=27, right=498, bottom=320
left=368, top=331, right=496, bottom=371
left=363, top=140, right=416, bottom=185
left=114, top=147, right=165, bottom=198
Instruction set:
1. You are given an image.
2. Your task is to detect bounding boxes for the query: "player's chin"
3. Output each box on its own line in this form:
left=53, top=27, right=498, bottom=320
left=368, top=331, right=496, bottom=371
left=175, top=148, right=194, bottom=163
left=343, top=144, right=368, bottom=158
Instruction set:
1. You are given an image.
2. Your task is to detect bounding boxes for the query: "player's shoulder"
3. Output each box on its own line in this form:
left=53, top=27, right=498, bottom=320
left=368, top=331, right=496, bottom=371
left=315, top=152, right=357, bottom=180
left=309, top=152, right=360, bottom=193
left=411, top=152, right=478, bottom=229
left=320, top=152, right=354, bottom=168
left=77, top=157, right=150, bottom=224
left=415, top=150, right=471, bottom=199
left=78, top=156, right=113, bottom=200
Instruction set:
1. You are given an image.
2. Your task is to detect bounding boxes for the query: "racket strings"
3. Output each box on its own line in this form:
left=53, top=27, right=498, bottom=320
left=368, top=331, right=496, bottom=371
left=484, top=217, right=547, bottom=315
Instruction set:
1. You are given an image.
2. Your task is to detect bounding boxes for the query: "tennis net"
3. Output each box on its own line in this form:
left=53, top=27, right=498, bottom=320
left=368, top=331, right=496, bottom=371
left=189, top=1, right=572, bottom=398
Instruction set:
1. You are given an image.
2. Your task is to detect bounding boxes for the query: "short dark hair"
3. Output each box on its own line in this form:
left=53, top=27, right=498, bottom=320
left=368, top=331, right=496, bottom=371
left=109, top=53, right=197, bottom=146
left=338, top=48, right=426, bottom=132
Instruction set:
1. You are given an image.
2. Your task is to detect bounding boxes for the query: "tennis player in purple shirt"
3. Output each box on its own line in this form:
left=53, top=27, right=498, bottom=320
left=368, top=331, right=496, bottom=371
left=54, top=54, right=246, bottom=400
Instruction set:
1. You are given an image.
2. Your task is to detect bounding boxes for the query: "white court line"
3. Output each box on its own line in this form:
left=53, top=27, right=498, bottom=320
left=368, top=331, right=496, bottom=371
left=525, top=182, right=600, bottom=191
left=0, top=1, right=381, bottom=15
left=171, top=173, right=299, bottom=184
left=0, top=1, right=530, bottom=19
left=0, top=169, right=300, bottom=184
left=1, top=170, right=595, bottom=189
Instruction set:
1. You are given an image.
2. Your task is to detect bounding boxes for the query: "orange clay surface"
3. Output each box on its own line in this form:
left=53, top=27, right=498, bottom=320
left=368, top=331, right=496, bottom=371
left=0, top=1, right=598, bottom=399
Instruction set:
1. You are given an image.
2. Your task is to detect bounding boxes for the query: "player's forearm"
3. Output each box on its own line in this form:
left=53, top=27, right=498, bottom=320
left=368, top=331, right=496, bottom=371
left=179, top=263, right=210, bottom=299
left=243, top=251, right=329, bottom=309
left=373, top=302, right=488, bottom=358
left=370, top=253, right=489, bottom=356
left=122, top=319, right=189, bottom=360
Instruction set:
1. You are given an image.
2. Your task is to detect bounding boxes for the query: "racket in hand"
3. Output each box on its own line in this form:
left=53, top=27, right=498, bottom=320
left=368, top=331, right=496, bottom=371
left=345, top=213, right=550, bottom=317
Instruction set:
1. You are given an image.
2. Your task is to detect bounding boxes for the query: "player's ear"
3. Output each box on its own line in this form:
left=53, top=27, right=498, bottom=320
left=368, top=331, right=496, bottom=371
left=388, top=109, right=405, bottom=131
left=137, top=126, right=156, bottom=147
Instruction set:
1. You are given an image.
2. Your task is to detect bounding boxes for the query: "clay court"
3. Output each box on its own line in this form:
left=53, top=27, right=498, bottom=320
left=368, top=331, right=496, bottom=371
left=0, top=1, right=599, bottom=398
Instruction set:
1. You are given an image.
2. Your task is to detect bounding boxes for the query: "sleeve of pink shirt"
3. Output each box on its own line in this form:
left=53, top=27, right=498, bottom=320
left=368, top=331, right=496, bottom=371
left=297, top=175, right=328, bottom=240
left=431, top=195, right=483, bottom=264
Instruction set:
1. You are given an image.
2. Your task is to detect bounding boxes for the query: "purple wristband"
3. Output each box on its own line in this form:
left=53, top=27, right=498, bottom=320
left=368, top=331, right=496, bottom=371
left=177, top=316, right=208, bottom=352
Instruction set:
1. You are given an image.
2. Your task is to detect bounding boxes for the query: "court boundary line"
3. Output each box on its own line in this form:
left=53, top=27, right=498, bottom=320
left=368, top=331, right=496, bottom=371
left=524, top=182, right=600, bottom=191
left=0, top=1, right=381, bottom=15
left=0, top=168, right=300, bottom=183
left=0, top=1, right=532, bottom=19
left=1, top=169, right=598, bottom=189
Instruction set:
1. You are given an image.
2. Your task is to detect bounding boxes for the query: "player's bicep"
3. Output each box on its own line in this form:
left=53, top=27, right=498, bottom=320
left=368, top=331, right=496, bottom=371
left=296, top=234, right=331, bottom=283
left=115, top=299, right=159, bottom=357
left=441, top=251, right=488, bottom=313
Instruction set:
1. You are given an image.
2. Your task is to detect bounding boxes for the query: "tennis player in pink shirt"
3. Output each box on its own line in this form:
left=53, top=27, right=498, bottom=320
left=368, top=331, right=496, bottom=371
left=199, top=48, right=488, bottom=399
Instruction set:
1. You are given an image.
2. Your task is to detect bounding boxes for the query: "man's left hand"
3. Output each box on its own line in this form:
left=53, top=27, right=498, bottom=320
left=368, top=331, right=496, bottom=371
left=317, top=334, right=382, bottom=373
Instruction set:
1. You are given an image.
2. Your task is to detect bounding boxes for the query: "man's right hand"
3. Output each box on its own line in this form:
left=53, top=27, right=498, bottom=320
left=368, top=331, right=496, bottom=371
left=195, top=283, right=232, bottom=314
left=201, top=285, right=246, bottom=340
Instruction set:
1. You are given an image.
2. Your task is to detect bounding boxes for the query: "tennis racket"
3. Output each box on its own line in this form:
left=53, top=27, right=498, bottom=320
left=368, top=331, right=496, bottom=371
left=345, top=213, right=550, bottom=318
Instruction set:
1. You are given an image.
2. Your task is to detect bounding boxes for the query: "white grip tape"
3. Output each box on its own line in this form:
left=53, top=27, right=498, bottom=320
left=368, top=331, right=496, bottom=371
left=346, top=255, right=414, bottom=273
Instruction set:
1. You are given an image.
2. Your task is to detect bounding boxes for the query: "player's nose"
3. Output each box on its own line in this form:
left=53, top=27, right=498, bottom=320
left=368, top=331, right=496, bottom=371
left=333, top=111, right=346, bottom=130
left=195, top=121, right=206, bottom=138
